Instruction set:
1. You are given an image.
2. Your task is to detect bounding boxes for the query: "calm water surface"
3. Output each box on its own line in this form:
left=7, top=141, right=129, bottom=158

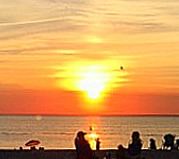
left=0, top=116, right=179, bottom=149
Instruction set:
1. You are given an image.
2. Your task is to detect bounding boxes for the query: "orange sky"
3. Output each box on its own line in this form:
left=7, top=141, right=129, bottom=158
left=0, top=0, right=179, bottom=115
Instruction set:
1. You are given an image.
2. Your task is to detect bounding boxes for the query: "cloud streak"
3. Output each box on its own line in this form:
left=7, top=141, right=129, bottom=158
left=0, top=0, right=179, bottom=94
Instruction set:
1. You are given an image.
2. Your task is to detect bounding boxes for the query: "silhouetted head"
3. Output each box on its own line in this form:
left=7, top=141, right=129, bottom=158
left=96, top=138, right=100, bottom=141
left=132, top=131, right=140, bottom=140
left=150, top=138, right=155, bottom=143
left=77, top=131, right=87, bottom=138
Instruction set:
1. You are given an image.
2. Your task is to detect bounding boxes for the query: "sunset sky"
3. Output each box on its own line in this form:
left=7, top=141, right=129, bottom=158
left=0, top=0, right=179, bottom=115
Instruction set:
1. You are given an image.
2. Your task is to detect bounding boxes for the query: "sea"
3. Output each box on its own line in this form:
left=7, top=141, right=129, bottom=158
left=0, top=116, right=179, bottom=149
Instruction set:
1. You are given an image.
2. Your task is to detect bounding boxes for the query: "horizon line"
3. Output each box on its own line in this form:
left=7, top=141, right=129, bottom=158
left=0, top=113, right=179, bottom=117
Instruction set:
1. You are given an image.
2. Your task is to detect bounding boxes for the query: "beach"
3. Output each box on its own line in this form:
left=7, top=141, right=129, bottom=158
left=1, top=149, right=179, bottom=159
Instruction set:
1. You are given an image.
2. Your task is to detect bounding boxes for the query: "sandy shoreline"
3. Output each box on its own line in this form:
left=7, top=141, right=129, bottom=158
left=1, top=149, right=179, bottom=159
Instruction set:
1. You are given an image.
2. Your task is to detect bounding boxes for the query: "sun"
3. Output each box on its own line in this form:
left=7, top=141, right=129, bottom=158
left=78, top=66, right=109, bottom=100
left=53, top=58, right=129, bottom=114
left=53, top=59, right=128, bottom=103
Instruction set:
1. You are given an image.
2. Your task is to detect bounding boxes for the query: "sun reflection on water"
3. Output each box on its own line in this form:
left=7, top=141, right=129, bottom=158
left=85, top=125, right=99, bottom=150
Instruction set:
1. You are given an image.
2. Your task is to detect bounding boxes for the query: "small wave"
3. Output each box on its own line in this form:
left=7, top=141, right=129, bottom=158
left=1, top=132, right=29, bottom=136
left=41, top=132, right=74, bottom=135
left=144, top=133, right=162, bottom=137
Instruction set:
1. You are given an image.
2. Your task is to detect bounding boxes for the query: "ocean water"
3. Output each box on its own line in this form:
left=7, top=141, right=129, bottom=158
left=0, top=116, right=179, bottom=149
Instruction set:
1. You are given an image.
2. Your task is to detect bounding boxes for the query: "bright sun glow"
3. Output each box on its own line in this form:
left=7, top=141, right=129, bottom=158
left=78, top=66, right=109, bottom=100
left=54, top=59, right=128, bottom=104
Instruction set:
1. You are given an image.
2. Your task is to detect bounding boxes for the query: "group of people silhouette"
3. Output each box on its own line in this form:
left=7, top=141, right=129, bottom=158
left=74, top=130, right=143, bottom=159
left=74, top=130, right=179, bottom=159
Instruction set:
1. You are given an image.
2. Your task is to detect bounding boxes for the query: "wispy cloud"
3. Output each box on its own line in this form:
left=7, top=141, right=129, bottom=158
left=0, top=0, right=179, bottom=94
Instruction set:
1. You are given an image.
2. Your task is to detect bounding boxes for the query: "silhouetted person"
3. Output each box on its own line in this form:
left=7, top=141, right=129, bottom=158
left=96, top=138, right=101, bottom=150
left=174, top=139, right=179, bottom=150
left=117, top=131, right=143, bottom=159
left=128, top=131, right=143, bottom=156
left=163, top=133, right=175, bottom=150
left=117, top=145, right=126, bottom=159
left=149, top=138, right=156, bottom=150
left=75, top=131, right=93, bottom=159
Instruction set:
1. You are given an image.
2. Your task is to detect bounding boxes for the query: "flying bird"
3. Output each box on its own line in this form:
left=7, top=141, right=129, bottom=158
left=120, top=66, right=124, bottom=70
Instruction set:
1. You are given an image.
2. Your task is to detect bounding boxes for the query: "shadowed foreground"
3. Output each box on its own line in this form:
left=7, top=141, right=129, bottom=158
left=1, top=149, right=179, bottom=159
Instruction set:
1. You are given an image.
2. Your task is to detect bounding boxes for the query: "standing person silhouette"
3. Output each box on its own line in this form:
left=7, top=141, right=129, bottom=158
left=96, top=138, right=101, bottom=150
left=75, top=131, right=93, bottom=159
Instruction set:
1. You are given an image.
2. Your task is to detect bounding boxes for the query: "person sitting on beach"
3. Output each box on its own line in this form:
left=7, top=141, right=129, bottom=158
left=174, top=139, right=179, bottom=150
left=163, top=133, right=175, bottom=150
left=149, top=138, right=156, bottom=150
left=117, top=131, right=143, bottom=159
left=75, top=131, right=93, bottom=159
left=128, top=131, right=143, bottom=156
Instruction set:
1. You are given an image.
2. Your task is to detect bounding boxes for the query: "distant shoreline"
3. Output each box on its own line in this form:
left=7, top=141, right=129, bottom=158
left=1, top=114, right=179, bottom=117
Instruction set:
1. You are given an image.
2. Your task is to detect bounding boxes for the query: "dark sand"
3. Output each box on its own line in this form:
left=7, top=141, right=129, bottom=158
left=0, top=149, right=179, bottom=159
